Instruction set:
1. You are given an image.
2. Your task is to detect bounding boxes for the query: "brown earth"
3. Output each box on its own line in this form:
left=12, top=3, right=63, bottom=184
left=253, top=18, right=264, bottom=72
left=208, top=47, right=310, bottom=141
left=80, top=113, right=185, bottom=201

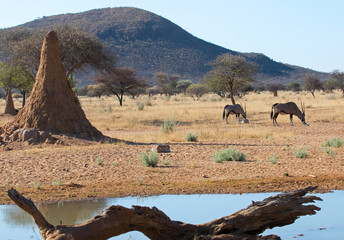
left=0, top=121, right=343, bottom=205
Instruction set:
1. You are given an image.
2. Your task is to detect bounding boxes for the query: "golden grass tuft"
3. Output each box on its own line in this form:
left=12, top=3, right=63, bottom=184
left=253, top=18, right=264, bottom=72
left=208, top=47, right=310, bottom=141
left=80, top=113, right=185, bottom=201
left=1, top=90, right=343, bottom=142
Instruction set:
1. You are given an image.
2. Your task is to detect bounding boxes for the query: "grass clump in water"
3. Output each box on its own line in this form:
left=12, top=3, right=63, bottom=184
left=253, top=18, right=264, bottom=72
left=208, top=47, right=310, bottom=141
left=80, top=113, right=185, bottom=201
left=212, top=148, right=246, bottom=163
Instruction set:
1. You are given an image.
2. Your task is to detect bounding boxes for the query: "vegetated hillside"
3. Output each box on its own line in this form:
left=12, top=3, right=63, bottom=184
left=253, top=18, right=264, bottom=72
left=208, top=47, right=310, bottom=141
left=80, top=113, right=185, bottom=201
left=5, top=7, right=329, bottom=86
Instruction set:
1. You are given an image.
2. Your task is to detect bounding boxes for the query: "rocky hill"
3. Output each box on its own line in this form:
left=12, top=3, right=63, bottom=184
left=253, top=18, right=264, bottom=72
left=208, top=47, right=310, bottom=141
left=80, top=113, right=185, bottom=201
left=3, top=7, right=330, bottom=86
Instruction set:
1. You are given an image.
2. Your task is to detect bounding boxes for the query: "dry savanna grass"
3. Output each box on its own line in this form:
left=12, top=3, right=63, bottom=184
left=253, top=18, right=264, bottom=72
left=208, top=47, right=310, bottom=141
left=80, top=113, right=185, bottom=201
left=74, top=90, right=344, bottom=142
left=1, top=90, right=343, bottom=142
left=0, top=90, right=344, bottom=204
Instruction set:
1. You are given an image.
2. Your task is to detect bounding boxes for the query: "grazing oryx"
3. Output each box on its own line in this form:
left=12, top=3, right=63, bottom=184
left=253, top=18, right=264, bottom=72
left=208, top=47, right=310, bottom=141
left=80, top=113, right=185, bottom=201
left=270, top=102, right=309, bottom=126
left=223, top=104, right=248, bottom=124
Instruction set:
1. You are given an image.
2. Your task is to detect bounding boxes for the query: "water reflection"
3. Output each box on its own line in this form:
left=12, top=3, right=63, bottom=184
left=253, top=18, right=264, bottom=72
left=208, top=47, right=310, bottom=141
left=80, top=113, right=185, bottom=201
left=1, top=191, right=343, bottom=240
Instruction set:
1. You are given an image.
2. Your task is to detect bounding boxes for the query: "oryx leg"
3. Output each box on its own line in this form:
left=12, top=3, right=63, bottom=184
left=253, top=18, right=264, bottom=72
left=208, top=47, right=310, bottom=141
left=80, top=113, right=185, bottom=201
left=290, top=114, right=293, bottom=126
left=226, top=112, right=230, bottom=124
left=273, top=113, right=279, bottom=126
left=236, top=113, right=240, bottom=123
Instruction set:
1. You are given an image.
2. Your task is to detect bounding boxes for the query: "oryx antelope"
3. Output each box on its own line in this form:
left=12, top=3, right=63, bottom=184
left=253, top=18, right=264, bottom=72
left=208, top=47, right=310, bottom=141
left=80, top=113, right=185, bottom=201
left=223, top=104, right=248, bottom=124
left=270, top=102, right=309, bottom=126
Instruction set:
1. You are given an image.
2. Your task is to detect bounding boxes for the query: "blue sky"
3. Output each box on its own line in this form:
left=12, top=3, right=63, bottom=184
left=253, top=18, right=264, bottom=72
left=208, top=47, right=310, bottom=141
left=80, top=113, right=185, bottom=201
left=1, top=0, right=343, bottom=73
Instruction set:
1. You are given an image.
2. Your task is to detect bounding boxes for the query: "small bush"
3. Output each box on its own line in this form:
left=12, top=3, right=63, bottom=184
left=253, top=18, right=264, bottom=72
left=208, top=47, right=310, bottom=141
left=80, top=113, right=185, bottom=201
left=137, top=176, right=143, bottom=185
left=323, top=147, right=336, bottom=157
left=293, top=148, right=308, bottom=158
left=145, top=100, right=152, bottom=106
left=136, top=102, right=144, bottom=111
left=34, top=181, right=41, bottom=190
left=140, top=151, right=159, bottom=167
left=212, top=148, right=246, bottom=163
left=107, top=105, right=112, bottom=113
left=112, top=159, right=118, bottom=167
left=185, top=133, right=199, bottom=142
left=270, top=153, right=278, bottom=164
left=96, top=156, right=103, bottom=166
left=324, top=138, right=343, bottom=148
left=161, top=116, right=178, bottom=133
left=163, top=157, right=169, bottom=166
left=12, top=93, right=22, bottom=99
left=52, top=177, right=63, bottom=186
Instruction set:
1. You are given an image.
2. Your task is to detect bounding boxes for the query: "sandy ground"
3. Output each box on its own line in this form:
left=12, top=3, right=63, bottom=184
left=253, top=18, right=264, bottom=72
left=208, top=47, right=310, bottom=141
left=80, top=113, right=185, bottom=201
left=0, top=121, right=344, bottom=204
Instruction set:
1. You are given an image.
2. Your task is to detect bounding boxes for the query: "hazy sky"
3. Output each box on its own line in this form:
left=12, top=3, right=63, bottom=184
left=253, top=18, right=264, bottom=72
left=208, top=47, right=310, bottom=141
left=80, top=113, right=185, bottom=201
left=1, top=0, right=343, bottom=73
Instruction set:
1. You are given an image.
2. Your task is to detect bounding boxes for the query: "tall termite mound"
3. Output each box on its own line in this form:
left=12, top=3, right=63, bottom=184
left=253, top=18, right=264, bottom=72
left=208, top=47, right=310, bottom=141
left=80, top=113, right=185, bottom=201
left=1, top=31, right=102, bottom=140
left=4, top=88, right=17, bottom=115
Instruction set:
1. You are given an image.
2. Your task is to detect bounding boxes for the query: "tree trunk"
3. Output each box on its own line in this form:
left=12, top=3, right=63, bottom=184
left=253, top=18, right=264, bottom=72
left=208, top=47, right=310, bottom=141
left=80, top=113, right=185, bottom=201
left=7, top=186, right=321, bottom=240
left=21, top=90, right=26, bottom=107
left=230, top=89, right=236, bottom=104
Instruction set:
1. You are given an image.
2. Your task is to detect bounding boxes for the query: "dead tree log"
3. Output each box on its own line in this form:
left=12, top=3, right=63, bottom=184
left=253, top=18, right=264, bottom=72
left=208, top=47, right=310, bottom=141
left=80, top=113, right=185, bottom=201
left=7, top=186, right=321, bottom=240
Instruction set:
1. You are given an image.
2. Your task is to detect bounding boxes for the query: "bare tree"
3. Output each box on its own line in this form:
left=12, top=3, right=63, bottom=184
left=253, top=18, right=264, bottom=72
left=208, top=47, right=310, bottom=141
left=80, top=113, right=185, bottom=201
left=303, top=74, right=323, bottom=98
left=205, top=53, right=257, bottom=104
left=94, top=67, right=147, bottom=106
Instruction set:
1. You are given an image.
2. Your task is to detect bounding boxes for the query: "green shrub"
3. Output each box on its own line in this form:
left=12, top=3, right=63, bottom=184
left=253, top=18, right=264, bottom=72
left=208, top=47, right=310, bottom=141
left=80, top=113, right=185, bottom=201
left=161, top=116, right=178, bottom=133
left=324, top=138, right=343, bottom=148
left=34, top=181, right=41, bottom=189
left=145, top=100, right=152, bottom=106
left=140, top=151, right=159, bottom=167
left=136, top=102, right=144, bottom=111
left=185, top=133, right=199, bottom=142
left=107, top=105, right=112, bottom=113
left=52, top=177, right=63, bottom=186
left=212, top=148, right=246, bottom=163
left=293, top=148, right=308, bottom=158
left=12, top=93, right=22, bottom=99
left=270, top=153, right=278, bottom=164
left=163, top=157, right=169, bottom=166
left=323, top=147, right=336, bottom=157
left=96, top=156, right=103, bottom=166
left=137, top=176, right=143, bottom=185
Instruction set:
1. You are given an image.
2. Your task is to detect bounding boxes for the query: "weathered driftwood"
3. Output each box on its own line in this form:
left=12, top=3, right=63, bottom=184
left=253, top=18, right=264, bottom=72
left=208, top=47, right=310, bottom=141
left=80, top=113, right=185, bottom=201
left=7, top=186, right=321, bottom=240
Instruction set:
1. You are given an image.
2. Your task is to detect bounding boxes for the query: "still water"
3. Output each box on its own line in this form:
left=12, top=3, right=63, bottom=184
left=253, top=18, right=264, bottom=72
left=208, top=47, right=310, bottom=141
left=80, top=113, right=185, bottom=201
left=0, top=191, right=343, bottom=240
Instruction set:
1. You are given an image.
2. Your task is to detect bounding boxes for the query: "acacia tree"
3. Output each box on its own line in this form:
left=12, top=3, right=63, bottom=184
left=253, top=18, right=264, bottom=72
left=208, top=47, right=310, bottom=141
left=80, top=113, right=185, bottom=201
left=94, top=67, right=147, bottom=106
left=266, top=83, right=285, bottom=97
left=205, top=53, right=257, bottom=104
left=331, top=70, right=344, bottom=96
left=186, top=84, right=208, bottom=100
left=0, top=62, right=33, bottom=107
left=176, top=79, right=193, bottom=95
left=153, top=72, right=179, bottom=95
left=323, top=78, right=337, bottom=93
left=285, top=82, right=301, bottom=92
left=0, top=25, right=115, bottom=82
left=303, top=73, right=323, bottom=98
